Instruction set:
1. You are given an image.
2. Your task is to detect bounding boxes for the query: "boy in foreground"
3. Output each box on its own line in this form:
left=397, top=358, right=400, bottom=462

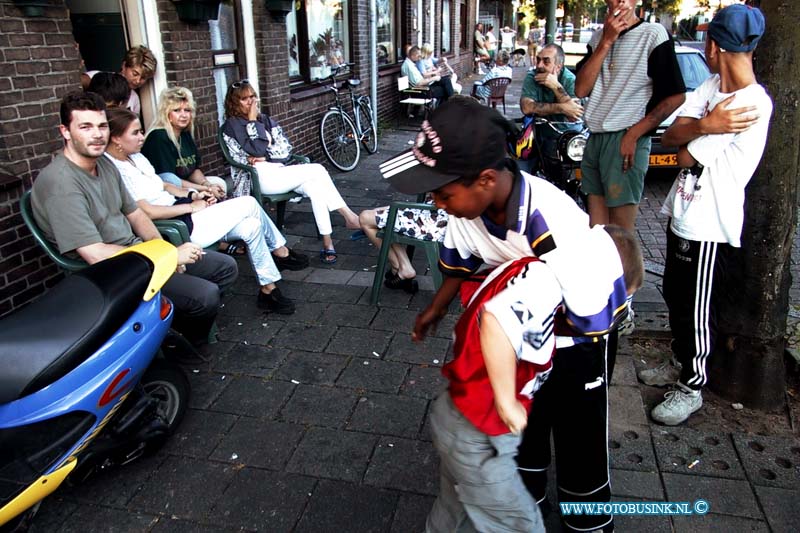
left=637, top=4, right=773, bottom=425
left=425, top=225, right=643, bottom=531
left=380, top=97, right=633, bottom=530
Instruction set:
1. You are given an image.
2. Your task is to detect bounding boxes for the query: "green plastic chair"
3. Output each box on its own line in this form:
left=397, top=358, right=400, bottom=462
left=217, top=128, right=311, bottom=229
left=21, top=190, right=198, bottom=269
left=370, top=201, right=443, bottom=305
left=21, top=190, right=218, bottom=344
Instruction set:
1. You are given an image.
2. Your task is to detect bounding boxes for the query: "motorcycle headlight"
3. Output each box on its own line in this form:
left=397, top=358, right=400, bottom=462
left=565, top=135, right=587, bottom=162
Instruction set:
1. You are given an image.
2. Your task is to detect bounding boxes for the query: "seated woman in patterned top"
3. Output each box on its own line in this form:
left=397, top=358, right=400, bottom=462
left=221, top=80, right=360, bottom=265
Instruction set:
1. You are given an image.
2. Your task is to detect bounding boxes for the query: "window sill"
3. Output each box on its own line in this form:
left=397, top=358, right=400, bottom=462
left=289, top=65, right=402, bottom=101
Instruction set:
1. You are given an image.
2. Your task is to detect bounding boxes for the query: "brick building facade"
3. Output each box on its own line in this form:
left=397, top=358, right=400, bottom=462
left=0, top=0, right=480, bottom=315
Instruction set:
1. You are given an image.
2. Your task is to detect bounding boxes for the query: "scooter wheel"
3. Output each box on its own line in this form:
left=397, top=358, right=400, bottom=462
left=141, top=359, right=190, bottom=432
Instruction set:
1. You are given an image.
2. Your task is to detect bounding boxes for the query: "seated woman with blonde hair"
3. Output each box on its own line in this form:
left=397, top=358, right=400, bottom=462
left=221, top=80, right=361, bottom=264
left=142, top=86, right=227, bottom=200
left=416, top=43, right=462, bottom=94
left=105, top=107, right=309, bottom=315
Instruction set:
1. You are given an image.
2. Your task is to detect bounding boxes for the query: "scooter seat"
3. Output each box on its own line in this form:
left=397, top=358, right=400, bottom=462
left=0, top=253, right=153, bottom=404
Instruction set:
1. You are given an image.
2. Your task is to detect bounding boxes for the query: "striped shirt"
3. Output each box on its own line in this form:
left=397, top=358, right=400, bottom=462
left=579, top=21, right=685, bottom=133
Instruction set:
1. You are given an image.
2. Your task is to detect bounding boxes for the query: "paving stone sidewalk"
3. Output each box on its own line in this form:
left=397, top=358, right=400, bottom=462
left=31, top=67, right=799, bottom=532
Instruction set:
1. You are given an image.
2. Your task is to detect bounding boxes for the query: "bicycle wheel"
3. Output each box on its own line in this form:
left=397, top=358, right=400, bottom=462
left=356, top=99, right=378, bottom=154
left=320, top=109, right=360, bottom=172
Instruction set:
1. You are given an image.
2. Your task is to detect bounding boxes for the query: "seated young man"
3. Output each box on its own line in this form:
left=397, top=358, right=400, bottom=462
left=31, top=91, right=237, bottom=344
left=87, top=72, right=131, bottom=109
left=426, top=225, right=644, bottom=532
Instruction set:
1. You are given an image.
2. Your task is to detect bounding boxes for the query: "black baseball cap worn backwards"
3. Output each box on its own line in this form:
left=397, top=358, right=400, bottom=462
left=380, top=98, right=512, bottom=195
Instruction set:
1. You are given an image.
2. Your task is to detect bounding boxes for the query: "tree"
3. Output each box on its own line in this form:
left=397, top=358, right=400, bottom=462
left=708, top=0, right=799, bottom=409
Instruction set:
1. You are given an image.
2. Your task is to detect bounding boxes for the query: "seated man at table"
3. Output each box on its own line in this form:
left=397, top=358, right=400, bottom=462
left=31, top=91, right=237, bottom=345
left=402, top=45, right=454, bottom=104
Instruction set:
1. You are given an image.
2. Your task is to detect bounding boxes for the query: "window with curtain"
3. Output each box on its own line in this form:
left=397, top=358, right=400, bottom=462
left=209, top=1, right=243, bottom=122
left=376, top=0, right=395, bottom=65
left=441, top=0, right=450, bottom=54
left=286, top=0, right=350, bottom=83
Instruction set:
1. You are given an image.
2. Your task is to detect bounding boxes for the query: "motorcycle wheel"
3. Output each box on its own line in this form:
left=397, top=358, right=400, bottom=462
left=141, top=359, right=190, bottom=432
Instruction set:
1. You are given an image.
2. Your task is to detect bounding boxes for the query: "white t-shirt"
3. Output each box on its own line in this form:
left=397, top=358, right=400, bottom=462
left=500, top=30, right=516, bottom=49
left=105, top=152, right=177, bottom=206
left=86, top=70, right=141, bottom=114
left=661, top=75, right=773, bottom=247
left=486, top=31, right=497, bottom=50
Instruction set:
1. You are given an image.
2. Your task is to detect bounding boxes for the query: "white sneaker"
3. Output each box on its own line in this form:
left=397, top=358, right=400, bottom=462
left=637, top=357, right=682, bottom=387
left=618, top=306, right=635, bottom=336
left=651, top=384, right=702, bottom=426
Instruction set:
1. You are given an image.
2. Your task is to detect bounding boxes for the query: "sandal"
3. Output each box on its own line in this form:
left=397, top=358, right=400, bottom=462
left=221, top=241, right=246, bottom=256
left=320, top=249, right=338, bottom=264
left=349, top=229, right=367, bottom=241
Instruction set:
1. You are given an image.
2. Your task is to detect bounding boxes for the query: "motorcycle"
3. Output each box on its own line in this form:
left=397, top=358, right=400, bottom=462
left=0, top=240, right=190, bottom=530
left=513, top=114, right=589, bottom=212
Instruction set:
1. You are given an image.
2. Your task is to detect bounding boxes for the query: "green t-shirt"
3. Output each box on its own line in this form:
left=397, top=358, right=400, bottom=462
left=141, top=128, right=200, bottom=180
left=31, top=154, right=140, bottom=255
left=521, top=67, right=577, bottom=122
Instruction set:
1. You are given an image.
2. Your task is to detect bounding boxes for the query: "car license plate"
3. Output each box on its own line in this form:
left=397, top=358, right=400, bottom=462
left=649, top=154, right=678, bottom=167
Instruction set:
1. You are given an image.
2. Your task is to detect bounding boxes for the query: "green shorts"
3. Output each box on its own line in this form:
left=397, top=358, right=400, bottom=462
left=580, top=130, right=651, bottom=207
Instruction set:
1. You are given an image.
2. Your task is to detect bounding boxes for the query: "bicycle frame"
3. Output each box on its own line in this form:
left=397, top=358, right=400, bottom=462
left=324, top=64, right=370, bottom=141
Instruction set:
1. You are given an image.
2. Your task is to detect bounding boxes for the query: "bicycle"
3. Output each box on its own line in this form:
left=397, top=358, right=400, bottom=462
left=319, top=63, right=378, bottom=172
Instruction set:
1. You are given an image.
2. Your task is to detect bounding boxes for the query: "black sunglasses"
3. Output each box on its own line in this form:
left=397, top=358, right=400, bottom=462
left=230, top=79, right=250, bottom=89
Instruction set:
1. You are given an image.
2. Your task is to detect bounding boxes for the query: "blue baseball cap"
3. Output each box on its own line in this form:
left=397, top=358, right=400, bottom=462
left=708, top=4, right=765, bottom=53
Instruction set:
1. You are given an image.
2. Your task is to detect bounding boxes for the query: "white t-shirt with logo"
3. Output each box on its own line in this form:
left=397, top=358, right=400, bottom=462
left=661, top=74, right=772, bottom=247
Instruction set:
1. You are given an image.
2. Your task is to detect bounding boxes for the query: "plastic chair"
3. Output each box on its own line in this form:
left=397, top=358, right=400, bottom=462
left=217, top=129, right=309, bottom=229
left=484, top=76, right=512, bottom=114
left=21, top=190, right=199, bottom=269
left=397, top=76, right=434, bottom=129
left=370, top=201, right=443, bottom=305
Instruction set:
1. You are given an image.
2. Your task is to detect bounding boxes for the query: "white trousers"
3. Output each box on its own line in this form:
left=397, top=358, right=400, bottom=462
left=189, top=195, right=285, bottom=286
left=254, top=162, right=346, bottom=236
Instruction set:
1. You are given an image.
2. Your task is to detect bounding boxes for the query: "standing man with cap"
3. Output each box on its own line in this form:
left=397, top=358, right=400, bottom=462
left=575, top=0, right=685, bottom=232
left=638, top=4, right=772, bottom=425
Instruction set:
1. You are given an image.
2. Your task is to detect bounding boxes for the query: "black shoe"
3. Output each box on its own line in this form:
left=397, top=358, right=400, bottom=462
left=257, top=287, right=295, bottom=314
left=384, top=272, right=419, bottom=294
left=273, top=249, right=309, bottom=271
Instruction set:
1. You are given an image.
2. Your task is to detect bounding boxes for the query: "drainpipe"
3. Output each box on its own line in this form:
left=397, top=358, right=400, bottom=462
left=370, top=0, right=378, bottom=128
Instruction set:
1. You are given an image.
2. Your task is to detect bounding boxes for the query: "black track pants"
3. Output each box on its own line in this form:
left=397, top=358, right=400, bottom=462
left=517, top=339, right=613, bottom=532
left=662, top=226, right=731, bottom=390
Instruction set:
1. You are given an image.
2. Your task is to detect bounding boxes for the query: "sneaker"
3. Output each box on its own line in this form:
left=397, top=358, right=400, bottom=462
left=637, top=357, right=682, bottom=387
left=651, top=383, right=702, bottom=426
left=273, top=249, right=309, bottom=271
left=618, top=306, right=635, bottom=336
left=257, top=287, right=295, bottom=314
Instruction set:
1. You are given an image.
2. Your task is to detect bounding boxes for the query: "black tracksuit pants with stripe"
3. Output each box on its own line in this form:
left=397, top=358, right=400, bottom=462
left=663, top=226, right=731, bottom=390
left=517, top=339, right=613, bottom=532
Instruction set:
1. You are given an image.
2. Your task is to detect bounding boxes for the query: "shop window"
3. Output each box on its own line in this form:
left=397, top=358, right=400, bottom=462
left=210, top=1, right=244, bottom=122
left=441, top=0, right=450, bottom=54
left=459, top=0, right=467, bottom=50
left=286, top=0, right=350, bottom=83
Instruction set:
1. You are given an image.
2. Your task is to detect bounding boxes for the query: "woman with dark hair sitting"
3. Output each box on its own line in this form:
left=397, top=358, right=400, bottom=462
left=104, top=107, right=309, bottom=315
left=221, top=80, right=360, bottom=264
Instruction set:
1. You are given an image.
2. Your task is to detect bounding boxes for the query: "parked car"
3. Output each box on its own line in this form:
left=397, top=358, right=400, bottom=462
left=648, top=45, right=712, bottom=171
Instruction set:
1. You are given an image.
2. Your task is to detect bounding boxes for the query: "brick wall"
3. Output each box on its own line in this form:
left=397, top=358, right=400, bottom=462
left=0, top=0, right=478, bottom=315
left=155, top=0, right=226, bottom=176
left=0, top=0, right=83, bottom=316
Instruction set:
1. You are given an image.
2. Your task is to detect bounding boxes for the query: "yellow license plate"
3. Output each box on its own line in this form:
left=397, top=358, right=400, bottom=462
left=649, top=154, right=678, bottom=167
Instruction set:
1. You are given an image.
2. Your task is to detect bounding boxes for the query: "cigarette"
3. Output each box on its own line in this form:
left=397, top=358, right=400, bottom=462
left=201, top=251, right=207, bottom=255
left=613, top=9, right=621, bottom=17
